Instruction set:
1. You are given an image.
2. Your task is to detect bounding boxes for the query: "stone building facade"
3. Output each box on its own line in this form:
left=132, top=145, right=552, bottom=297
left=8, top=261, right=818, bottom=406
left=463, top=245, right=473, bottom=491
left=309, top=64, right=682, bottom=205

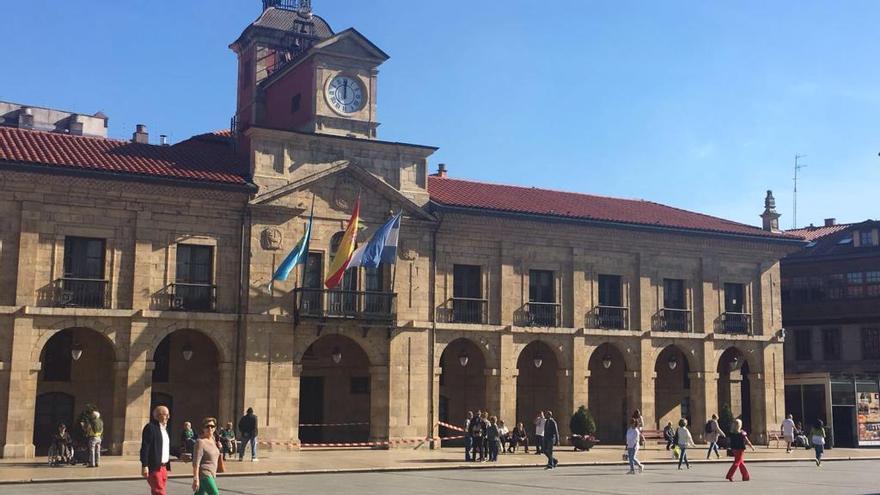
left=0, top=1, right=803, bottom=458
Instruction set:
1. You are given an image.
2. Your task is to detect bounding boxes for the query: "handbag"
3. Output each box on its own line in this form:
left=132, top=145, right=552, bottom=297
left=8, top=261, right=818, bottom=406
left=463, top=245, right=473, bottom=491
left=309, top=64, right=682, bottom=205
left=217, top=453, right=226, bottom=473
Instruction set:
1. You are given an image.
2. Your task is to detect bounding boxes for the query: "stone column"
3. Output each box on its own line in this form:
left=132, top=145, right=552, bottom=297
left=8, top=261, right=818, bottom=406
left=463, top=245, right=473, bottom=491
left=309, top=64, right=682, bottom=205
left=624, top=370, right=642, bottom=429
left=688, top=370, right=718, bottom=443
left=3, top=317, right=38, bottom=458
left=218, top=362, right=235, bottom=431
left=498, top=333, right=516, bottom=425
left=290, top=364, right=302, bottom=447
left=557, top=368, right=574, bottom=442
left=484, top=368, right=501, bottom=415
left=638, top=342, right=656, bottom=428
left=431, top=366, right=442, bottom=446
left=110, top=361, right=129, bottom=455
left=750, top=370, right=768, bottom=445
left=571, top=336, right=588, bottom=413
left=369, top=364, right=390, bottom=443
left=121, top=321, right=153, bottom=455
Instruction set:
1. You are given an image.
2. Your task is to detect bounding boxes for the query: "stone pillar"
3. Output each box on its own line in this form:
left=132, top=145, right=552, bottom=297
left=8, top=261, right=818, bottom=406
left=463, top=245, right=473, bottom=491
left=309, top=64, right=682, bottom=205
left=498, top=333, right=516, bottom=425
left=110, top=361, right=129, bottom=455
left=688, top=371, right=718, bottom=443
left=290, top=364, right=302, bottom=446
left=557, top=368, right=574, bottom=442
left=571, top=337, right=588, bottom=414
left=484, top=368, right=501, bottom=415
left=3, top=317, right=38, bottom=458
left=638, top=342, right=656, bottom=428
left=624, top=371, right=641, bottom=429
left=431, top=366, right=442, bottom=446
left=369, top=364, right=390, bottom=443
left=218, top=362, right=235, bottom=431
left=122, top=321, right=153, bottom=455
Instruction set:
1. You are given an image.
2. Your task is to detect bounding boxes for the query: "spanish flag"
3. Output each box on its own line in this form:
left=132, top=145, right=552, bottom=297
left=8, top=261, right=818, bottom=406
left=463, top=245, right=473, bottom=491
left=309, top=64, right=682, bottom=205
left=325, top=197, right=361, bottom=289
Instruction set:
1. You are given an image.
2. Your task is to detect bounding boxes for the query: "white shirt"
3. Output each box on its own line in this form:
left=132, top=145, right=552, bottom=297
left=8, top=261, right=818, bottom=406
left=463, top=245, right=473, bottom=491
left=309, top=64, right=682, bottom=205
left=677, top=426, right=694, bottom=447
left=782, top=418, right=795, bottom=437
left=535, top=417, right=546, bottom=436
left=626, top=427, right=641, bottom=449
left=499, top=426, right=509, bottom=436
left=160, top=424, right=170, bottom=464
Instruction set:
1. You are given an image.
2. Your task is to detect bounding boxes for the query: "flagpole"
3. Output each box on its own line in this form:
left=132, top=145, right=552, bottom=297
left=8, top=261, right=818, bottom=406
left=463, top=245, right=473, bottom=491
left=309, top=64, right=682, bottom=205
left=390, top=213, right=399, bottom=294
left=295, top=194, right=316, bottom=329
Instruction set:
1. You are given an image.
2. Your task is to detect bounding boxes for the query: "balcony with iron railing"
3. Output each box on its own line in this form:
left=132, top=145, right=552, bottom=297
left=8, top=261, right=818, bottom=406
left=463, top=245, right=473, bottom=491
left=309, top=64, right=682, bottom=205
left=54, top=277, right=109, bottom=308
left=166, top=283, right=217, bottom=312
left=293, top=288, right=396, bottom=322
left=587, top=305, right=629, bottom=330
left=653, top=308, right=692, bottom=332
left=720, top=312, right=752, bottom=334
left=436, top=297, right=488, bottom=324
left=515, top=302, right=561, bottom=327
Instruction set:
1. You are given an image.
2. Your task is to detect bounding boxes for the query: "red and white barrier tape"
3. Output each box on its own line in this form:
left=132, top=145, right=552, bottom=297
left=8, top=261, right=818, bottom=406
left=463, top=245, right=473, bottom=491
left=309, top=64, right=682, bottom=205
left=437, top=421, right=468, bottom=433
left=258, top=434, right=466, bottom=449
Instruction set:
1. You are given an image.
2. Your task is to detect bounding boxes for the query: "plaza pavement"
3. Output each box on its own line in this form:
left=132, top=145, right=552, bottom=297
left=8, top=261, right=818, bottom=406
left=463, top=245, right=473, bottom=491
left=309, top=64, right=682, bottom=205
left=0, top=444, right=878, bottom=485
left=0, top=459, right=878, bottom=494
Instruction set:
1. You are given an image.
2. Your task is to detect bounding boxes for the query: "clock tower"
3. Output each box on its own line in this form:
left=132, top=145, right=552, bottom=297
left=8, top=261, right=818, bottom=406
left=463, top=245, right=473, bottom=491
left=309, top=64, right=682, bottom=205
left=230, top=0, right=389, bottom=143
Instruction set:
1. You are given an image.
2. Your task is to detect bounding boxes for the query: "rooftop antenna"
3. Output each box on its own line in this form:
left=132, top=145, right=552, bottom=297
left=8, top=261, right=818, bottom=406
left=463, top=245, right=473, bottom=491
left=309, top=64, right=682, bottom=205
left=792, top=154, right=807, bottom=229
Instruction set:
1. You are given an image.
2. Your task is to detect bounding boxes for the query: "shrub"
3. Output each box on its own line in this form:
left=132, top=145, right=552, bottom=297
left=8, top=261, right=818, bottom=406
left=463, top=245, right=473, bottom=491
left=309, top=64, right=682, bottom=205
left=570, top=406, right=597, bottom=437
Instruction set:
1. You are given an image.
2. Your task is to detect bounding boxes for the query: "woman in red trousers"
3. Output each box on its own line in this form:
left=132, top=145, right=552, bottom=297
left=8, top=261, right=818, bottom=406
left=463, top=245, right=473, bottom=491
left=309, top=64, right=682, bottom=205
left=726, top=419, right=756, bottom=481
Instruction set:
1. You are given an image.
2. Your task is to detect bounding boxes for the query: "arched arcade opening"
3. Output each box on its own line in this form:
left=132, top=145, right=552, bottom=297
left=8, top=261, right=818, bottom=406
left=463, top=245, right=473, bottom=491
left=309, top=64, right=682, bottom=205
left=516, top=341, right=559, bottom=428
left=654, top=345, right=691, bottom=429
left=588, top=343, right=628, bottom=442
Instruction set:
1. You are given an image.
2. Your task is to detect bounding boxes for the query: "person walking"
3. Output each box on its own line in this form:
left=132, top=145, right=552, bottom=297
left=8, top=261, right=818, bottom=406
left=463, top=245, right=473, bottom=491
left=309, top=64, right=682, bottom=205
left=543, top=410, right=559, bottom=469
left=237, top=407, right=259, bottom=462
left=663, top=422, right=675, bottom=451
left=625, top=418, right=644, bottom=474
left=781, top=414, right=796, bottom=453
left=810, top=419, right=827, bottom=467
left=464, top=411, right=473, bottom=462
left=468, top=410, right=485, bottom=461
left=141, top=405, right=172, bottom=495
left=480, top=411, right=490, bottom=459
left=725, top=418, right=756, bottom=482
left=486, top=416, right=501, bottom=462
left=85, top=410, right=103, bottom=468
left=705, top=414, right=725, bottom=459
left=676, top=418, right=695, bottom=470
left=632, top=409, right=645, bottom=447
left=192, top=417, right=221, bottom=495
left=534, top=411, right=546, bottom=455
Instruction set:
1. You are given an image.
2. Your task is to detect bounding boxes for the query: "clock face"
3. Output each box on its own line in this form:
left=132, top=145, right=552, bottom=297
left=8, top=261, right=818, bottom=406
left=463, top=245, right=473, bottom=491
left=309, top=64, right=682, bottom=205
left=326, top=75, right=365, bottom=114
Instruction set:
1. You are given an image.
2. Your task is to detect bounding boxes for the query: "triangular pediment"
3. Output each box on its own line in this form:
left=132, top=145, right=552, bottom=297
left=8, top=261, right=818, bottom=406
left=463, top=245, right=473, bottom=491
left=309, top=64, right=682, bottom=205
left=311, top=28, right=389, bottom=63
left=251, top=160, right=434, bottom=222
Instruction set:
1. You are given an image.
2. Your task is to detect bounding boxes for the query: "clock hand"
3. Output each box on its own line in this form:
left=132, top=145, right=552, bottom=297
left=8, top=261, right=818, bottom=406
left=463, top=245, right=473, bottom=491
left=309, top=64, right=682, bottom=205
left=343, top=80, right=348, bottom=100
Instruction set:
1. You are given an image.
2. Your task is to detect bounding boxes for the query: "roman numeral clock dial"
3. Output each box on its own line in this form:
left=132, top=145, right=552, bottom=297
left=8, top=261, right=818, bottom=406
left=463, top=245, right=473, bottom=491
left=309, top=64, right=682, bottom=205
left=326, top=75, right=365, bottom=114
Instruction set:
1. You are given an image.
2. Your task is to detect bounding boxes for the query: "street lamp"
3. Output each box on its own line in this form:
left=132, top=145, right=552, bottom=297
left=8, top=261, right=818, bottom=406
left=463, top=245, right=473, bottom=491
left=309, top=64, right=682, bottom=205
left=668, top=355, right=679, bottom=370
left=70, top=342, right=83, bottom=361
left=533, top=352, right=543, bottom=369
left=458, top=351, right=469, bottom=367
left=331, top=346, right=342, bottom=364
left=729, top=356, right=739, bottom=371
left=182, top=342, right=194, bottom=361
left=601, top=354, right=612, bottom=369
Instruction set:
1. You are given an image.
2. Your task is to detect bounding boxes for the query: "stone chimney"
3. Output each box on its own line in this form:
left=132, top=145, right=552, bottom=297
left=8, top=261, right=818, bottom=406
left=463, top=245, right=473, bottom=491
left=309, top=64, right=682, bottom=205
left=432, top=163, right=447, bottom=178
left=132, top=124, right=149, bottom=144
left=824, top=218, right=836, bottom=227
left=760, top=190, right=781, bottom=232
left=17, top=107, right=34, bottom=130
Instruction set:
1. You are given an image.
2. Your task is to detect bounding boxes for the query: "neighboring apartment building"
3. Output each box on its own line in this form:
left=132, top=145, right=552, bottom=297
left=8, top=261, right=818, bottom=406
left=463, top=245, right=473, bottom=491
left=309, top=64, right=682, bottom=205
left=0, top=0, right=802, bottom=458
left=782, top=219, right=880, bottom=447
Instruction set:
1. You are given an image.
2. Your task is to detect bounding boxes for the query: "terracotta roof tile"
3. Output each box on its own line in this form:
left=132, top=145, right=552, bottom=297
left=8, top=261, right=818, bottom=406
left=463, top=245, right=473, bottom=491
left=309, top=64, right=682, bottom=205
left=786, top=224, right=852, bottom=241
left=0, top=127, right=248, bottom=186
left=428, top=176, right=800, bottom=240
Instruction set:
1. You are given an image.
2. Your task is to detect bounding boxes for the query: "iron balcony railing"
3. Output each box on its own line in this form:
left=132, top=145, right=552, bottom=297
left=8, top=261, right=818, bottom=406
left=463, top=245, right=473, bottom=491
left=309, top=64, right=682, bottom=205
left=437, top=297, right=488, bottom=324
left=167, top=283, right=216, bottom=312
left=721, top=312, right=752, bottom=334
left=294, top=288, right=396, bottom=321
left=57, top=277, right=108, bottom=308
left=656, top=308, right=692, bottom=332
left=517, top=301, right=561, bottom=327
left=589, top=305, right=629, bottom=330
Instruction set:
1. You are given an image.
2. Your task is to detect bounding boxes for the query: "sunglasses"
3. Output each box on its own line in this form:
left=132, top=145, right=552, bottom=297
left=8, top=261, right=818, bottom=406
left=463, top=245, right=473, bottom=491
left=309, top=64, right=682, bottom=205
left=205, top=424, right=216, bottom=429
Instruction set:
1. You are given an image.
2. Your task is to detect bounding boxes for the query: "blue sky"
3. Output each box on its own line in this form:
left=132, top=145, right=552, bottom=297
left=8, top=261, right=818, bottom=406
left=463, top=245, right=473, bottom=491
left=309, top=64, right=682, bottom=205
left=3, top=1, right=878, bottom=228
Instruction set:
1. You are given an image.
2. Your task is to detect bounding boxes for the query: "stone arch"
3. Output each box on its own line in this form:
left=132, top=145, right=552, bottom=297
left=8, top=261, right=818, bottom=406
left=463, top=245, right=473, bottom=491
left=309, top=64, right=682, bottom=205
left=293, top=330, right=383, bottom=367
left=298, top=334, right=373, bottom=444
left=31, top=321, right=122, bottom=364
left=717, top=346, right=754, bottom=432
left=515, top=340, right=560, bottom=427
left=654, top=344, right=692, bottom=429
left=434, top=333, right=498, bottom=369
left=34, top=327, right=117, bottom=456
left=587, top=342, right=629, bottom=442
left=438, top=338, right=488, bottom=432
left=147, top=323, right=231, bottom=364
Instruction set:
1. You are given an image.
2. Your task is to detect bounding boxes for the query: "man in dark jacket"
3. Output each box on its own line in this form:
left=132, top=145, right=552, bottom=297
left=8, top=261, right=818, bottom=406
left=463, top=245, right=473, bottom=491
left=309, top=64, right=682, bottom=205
left=543, top=410, right=559, bottom=469
left=238, top=407, right=259, bottom=461
left=141, top=405, right=171, bottom=495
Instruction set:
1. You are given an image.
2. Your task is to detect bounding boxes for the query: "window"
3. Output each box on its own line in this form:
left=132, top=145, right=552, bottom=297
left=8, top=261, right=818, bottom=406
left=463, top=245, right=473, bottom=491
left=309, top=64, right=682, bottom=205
left=598, top=274, right=623, bottom=307
left=452, top=264, right=483, bottom=323
left=663, top=278, right=686, bottom=309
left=529, top=270, right=555, bottom=303
left=350, top=376, right=370, bottom=394
left=863, top=328, right=880, bottom=359
left=290, top=93, right=301, bottom=113
left=822, top=328, right=841, bottom=361
left=63, top=237, right=105, bottom=279
left=828, top=274, right=845, bottom=300
left=795, top=329, right=813, bottom=361
left=174, top=244, right=214, bottom=311
left=860, top=231, right=875, bottom=246
left=724, top=283, right=745, bottom=313
left=300, top=252, right=324, bottom=313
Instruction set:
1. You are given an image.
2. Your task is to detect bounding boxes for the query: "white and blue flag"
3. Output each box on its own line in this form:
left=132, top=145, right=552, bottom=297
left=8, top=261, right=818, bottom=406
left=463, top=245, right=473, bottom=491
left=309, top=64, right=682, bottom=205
left=349, top=212, right=401, bottom=268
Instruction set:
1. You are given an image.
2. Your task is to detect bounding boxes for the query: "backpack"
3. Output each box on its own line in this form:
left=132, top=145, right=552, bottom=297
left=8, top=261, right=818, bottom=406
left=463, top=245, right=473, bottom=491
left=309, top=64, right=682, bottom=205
left=704, top=421, right=713, bottom=434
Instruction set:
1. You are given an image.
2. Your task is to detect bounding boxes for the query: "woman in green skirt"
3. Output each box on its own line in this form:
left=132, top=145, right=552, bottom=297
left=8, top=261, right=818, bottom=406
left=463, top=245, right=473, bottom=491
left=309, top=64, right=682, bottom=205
left=192, top=417, right=221, bottom=495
